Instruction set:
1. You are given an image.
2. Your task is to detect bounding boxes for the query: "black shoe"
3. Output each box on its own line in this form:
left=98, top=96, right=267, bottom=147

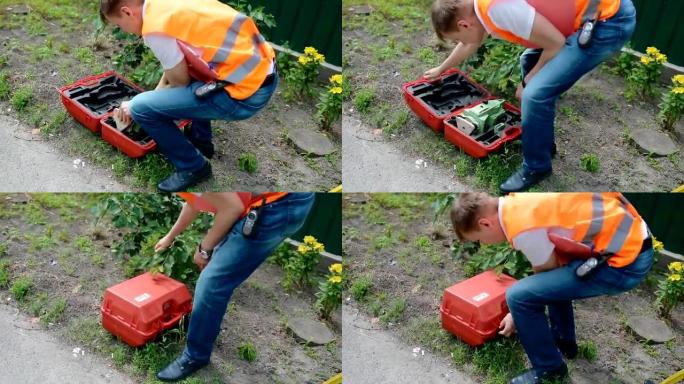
left=554, top=338, right=578, bottom=359
left=158, top=162, right=212, bottom=192
left=510, top=364, right=568, bottom=384
left=156, top=354, right=208, bottom=382
left=500, top=167, right=552, bottom=193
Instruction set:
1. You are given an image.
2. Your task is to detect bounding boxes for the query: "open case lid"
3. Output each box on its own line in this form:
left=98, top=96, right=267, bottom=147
left=63, top=71, right=142, bottom=117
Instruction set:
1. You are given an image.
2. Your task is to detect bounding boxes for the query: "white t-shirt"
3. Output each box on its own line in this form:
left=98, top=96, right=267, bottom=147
left=141, top=0, right=274, bottom=73
left=474, top=0, right=536, bottom=41
left=498, top=197, right=649, bottom=267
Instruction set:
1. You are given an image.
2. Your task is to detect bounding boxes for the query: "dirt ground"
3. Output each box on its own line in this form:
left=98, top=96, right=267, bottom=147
left=342, top=1, right=684, bottom=192
left=343, top=193, right=684, bottom=384
left=0, top=193, right=340, bottom=384
left=0, top=1, right=340, bottom=192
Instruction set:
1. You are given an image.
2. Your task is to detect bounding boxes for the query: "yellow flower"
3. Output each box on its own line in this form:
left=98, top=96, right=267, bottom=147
left=669, top=262, right=683, bottom=273
left=330, top=74, right=343, bottom=85
left=672, top=74, right=684, bottom=85
left=297, top=244, right=311, bottom=254
left=673, top=87, right=684, bottom=94
left=303, top=235, right=317, bottom=245
left=646, top=46, right=659, bottom=56
left=329, top=275, right=342, bottom=284
left=314, top=53, right=325, bottom=63
left=329, top=263, right=343, bottom=274
left=656, top=53, right=667, bottom=63
left=653, top=238, right=664, bottom=252
left=313, top=243, right=325, bottom=253
left=329, top=86, right=343, bottom=94
left=669, top=274, right=681, bottom=282
left=304, top=46, right=318, bottom=56
left=298, top=55, right=311, bottom=65
left=640, top=56, right=652, bottom=65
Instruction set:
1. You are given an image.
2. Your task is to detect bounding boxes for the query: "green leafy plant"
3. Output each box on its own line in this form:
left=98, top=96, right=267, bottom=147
left=658, top=74, right=684, bottom=131
left=269, top=242, right=296, bottom=267
left=469, top=39, right=525, bottom=100
left=625, top=46, right=667, bottom=102
left=283, top=46, right=325, bottom=100
left=605, top=46, right=635, bottom=77
left=238, top=153, right=258, bottom=174
left=655, top=261, right=684, bottom=318
left=0, top=260, right=10, bottom=287
left=580, top=153, right=600, bottom=172
left=0, top=71, right=10, bottom=99
left=315, top=263, right=343, bottom=319
left=93, top=194, right=212, bottom=285
left=237, top=342, right=257, bottom=362
left=283, top=235, right=324, bottom=289
left=223, top=0, right=276, bottom=32
left=315, top=74, right=345, bottom=129
left=465, top=243, right=531, bottom=279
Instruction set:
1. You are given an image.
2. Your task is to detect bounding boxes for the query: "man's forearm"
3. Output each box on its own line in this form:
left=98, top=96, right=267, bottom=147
left=167, top=203, right=200, bottom=239
left=440, top=42, right=480, bottom=70
left=526, top=46, right=562, bottom=81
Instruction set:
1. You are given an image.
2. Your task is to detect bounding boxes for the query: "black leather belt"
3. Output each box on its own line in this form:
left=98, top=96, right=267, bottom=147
left=260, top=66, right=277, bottom=88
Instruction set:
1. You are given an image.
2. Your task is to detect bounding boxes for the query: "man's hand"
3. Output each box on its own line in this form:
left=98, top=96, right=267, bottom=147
left=424, top=65, right=445, bottom=80
left=515, top=83, right=523, bottom=100
left=154, top=234, right=175, bottom=253
left=193, top=249, right=210, bottom=271
left=113, top=100, right=132, bottom=126
left=498, top=313, right=516, bottom=337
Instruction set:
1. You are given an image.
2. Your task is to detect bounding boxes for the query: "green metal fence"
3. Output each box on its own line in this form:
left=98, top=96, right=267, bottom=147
left=632, top=0, right=684, bottom=67
left=248, top=0, right=342, bottom=67
left=292, top=193, right=342, bottom=255
left=624, top=193, right=684, bottom=254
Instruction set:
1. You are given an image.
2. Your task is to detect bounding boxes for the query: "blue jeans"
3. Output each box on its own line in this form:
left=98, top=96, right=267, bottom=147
left=506, top=247, right=653, bottom=373
left=519, top=0, right=636, bottom=172
left=129, top=77, right=278, bottom=172
left=181, top=192, right=314, bottom=363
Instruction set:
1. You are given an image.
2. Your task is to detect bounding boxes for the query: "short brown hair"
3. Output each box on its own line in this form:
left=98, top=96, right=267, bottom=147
left=100, top=0, right=143, bottom=22
left=450, top=192, right=492, bottom=241
left=431, top=0, right=467, bottom=41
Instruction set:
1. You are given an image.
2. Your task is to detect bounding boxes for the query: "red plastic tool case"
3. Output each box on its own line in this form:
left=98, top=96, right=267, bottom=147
left=59, top=71, right=188, bottom=158
left=101, top=272, right=192, bottom=347
left=402, top=69, right=523, bottom=157
left=402, top=68, right=490, bottom=132
left=440, top=270, right=517, bottom=346
left=443, top=100, right=522, bottom=158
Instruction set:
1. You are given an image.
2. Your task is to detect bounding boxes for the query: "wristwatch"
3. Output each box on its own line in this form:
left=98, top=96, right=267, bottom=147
left=198, top=243, right=213, bottom=260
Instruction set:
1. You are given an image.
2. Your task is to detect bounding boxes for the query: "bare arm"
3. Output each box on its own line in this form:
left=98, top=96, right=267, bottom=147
left=198, top=193, right=245, bottom=250
left=523, top=13, right=566, bottom=82
left=155, top=72, right=170, bottom=90
left=425, top=42, right=482, bottom=79
left=155, top=203, right=201, bottom=252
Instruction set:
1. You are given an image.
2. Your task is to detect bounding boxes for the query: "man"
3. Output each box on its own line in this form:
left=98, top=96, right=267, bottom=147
left=153, top=192, right=315, bottom=382
left=426, top=0, right=636, bottom=192
left=101, top=0, right=278, bottom=191
left=450, top=192, right=653, bottom=384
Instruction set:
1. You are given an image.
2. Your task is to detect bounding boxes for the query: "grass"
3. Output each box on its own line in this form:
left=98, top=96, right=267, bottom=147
left=577, top=340, right=598, bottom=361
left=41, top=297, right=67, bottom=326
left=10, top=276, right=33, bottom=301
left=379, top=297, right=406, bottom=324
left=237, top=341, right=258, bottom=363
left=350, top=275, right=373, bottom=301
left=10, top=86, right=33, bottom=112
left=353, top=88, right=376, bottom=113
left=0, top=259, right=10, bottom=287
left=238, top=153, right=258, bottom=174
left=0, top=71, right=10, bottom=99
left=580, top=153, right=600, bottom=173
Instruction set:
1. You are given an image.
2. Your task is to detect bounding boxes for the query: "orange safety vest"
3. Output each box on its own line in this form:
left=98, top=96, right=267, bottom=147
left=501, top=193, right=647, bottom=268
left=141, top=0, right=275, bottom=100
left=176, top=192, right=288, bottom=217
left=476, top=0, right=621, bottom=48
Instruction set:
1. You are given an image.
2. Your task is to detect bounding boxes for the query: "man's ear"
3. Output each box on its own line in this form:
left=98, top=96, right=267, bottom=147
left=456, top=19, right=469, bottom=30
left=477, top=217, right=492, bottom=229
left=120, top=6, right=133, bottom=17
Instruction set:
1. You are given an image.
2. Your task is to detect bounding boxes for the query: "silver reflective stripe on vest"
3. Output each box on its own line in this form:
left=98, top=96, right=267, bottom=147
left=581, top=0, right=603, bottom=23
left=224, top=34, right=263, bottom=84
left=582, top=193, right=604, bottom=243
left=212, top=13, right=248, bottom=64
left=606, top=207, right=635, bottom=254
